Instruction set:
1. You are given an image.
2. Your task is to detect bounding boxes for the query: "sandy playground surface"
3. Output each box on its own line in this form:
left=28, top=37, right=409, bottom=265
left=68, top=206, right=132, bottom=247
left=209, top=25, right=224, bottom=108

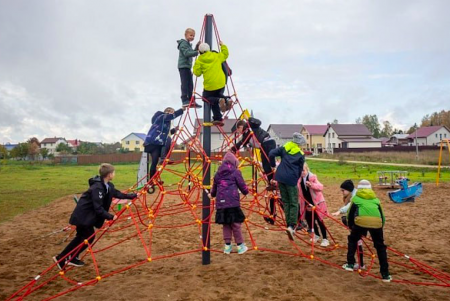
left=1, top=183, right=450, bottom=301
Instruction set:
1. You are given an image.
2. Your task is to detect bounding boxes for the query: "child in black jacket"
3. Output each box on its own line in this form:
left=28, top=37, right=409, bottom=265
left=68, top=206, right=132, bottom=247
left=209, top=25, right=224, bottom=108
left=53, top=163, right=136, bottom=269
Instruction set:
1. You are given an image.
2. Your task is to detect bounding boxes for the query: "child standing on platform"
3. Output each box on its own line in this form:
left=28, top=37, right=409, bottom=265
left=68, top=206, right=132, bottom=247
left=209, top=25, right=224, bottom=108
left=211, top=152, right=249, bottom=254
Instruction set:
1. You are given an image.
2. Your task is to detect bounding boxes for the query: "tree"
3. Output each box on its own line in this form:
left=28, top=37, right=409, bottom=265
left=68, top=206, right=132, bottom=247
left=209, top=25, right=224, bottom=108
left=0, top=145, right=7, bottom=160
left=420, top=110, right=450, bottom=129
left=77, top=142, right=99, bottom=154
left=332, top=119, right=339, bottom=124
left=406, top=124, right=418, bottom=134
left=11, top=143, right=29, bottom=159
left=56, top=143, right=72, bottom=154
left=380, top=121, right=393, bottom=138
left=359, top=114, right=381, bottom=138
left=40, top=148, right=49, bottom=160
left=355, top=117, right=362, bottom=124
left=27, top=137, right=40, bottom=161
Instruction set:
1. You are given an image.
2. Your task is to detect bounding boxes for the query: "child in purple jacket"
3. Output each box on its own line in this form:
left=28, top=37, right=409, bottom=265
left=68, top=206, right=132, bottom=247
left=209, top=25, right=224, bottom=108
left=211, top=152, right=249, bottom=254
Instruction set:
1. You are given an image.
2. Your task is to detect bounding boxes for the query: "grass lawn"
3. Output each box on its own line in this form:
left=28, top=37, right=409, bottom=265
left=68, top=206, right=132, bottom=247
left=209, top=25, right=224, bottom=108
left=0, top=160, right=448, bottom=223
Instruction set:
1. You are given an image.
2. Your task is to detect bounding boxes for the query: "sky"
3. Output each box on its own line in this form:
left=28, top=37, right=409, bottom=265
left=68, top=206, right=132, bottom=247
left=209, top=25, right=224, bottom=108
left=1, top=0, right=449, bottom=144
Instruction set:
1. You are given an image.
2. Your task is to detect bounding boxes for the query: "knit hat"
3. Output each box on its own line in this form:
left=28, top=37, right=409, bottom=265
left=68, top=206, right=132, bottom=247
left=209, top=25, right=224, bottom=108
left=340, top=179, right=354, bottom=192
left=293, top=132, right=306, bottom=145
left=198, top=43, right=210, bottom=53
left=222, top=151, right=239, bottom=168
left=357, top=179, right=372, bottom=189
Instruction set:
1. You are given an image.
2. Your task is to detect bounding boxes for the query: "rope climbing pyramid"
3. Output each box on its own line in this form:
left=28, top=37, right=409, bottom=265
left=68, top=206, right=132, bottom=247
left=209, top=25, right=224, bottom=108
left=7, top=14, right=450, bottom=301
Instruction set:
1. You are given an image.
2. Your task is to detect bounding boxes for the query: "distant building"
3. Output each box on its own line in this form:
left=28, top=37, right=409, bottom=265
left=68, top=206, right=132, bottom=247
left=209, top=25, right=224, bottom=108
left=406, top=126, right=450, bottom=146
left=267, top=124, right=303, bottom=147
left=301, top=125, right=328, bottom=151
left=41, top=137, right=68, bottom=154
left=323, top=124, right=381, bottom=150
left=386, top=134, right=409, bottom=146
left=195, top=119, right=237, bottom=151
left=3, top=142, right=18, bottom=153
left=67, top=139, right=81, bottom=151
left=121, top=133, right=146, bottom=152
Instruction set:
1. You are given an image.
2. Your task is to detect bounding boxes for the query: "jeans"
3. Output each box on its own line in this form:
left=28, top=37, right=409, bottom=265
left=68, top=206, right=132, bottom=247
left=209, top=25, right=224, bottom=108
left=305, top=210, right=327, bottom=239
left=261, top=139, right=276, bottom=182
left=179, top=68, right=193, bottom=105
left=202, top=87, right=225, bottom=121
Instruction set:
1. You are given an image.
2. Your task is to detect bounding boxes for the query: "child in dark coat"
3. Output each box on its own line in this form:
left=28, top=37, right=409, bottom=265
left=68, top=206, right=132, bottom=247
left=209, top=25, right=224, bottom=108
left=211, top=152, right=249, bottom=254
left=53, top=164, right=136, bottom=269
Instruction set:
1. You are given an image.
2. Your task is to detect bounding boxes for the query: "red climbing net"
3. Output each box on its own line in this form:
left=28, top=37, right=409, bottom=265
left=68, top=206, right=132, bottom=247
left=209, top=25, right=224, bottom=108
left=7, top=14, right=450, bottom=301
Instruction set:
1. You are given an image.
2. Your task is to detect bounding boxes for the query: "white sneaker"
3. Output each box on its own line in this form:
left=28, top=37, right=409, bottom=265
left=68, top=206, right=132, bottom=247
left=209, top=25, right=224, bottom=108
left=320, top=238, right=330, bottom=247
left=354, top=263, right=366, bottom=271
left=285, top=226, right=295, bottom=240
left=310, top=235, right=320, bottom=243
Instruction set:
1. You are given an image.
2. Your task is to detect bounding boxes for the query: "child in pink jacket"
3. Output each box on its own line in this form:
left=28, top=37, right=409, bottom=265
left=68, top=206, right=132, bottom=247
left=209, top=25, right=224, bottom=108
left=298, top=163, right=330, bottom=247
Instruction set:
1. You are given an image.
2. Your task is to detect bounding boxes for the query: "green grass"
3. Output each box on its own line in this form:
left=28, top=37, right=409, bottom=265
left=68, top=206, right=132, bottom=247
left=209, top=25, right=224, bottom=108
left=0, top=160, right=448, bottom=223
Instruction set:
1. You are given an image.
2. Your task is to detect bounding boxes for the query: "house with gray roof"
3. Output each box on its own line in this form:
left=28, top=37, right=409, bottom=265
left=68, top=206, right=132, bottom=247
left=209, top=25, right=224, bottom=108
left=267, top=124, right=303, bottom=147
left=41, top=137, right=68, bottom=154
left=386, top=134, right=409, bottom=146
left=323, top=124, right=381, bottom=150
left=406, top=126, right=450, bottom=146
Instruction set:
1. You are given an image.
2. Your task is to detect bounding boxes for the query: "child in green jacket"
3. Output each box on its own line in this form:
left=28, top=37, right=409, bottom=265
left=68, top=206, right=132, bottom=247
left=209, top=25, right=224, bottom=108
left=342, top=180, right=392, bottom=282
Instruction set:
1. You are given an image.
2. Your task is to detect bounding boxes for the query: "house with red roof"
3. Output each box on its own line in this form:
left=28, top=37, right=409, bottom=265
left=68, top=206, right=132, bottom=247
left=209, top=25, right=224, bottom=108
left=323, top=124, right=381, bottom=150
left=300, top=125, right=328, bottom=151
left=406, top=126, right=450, bottom=146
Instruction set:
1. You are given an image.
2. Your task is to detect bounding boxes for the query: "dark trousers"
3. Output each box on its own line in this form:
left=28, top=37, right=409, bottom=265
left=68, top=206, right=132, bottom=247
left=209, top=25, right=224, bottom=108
left=59, top=225, right=95, bottom=259
left=305, top=210, right=327, bottom=239
left=179, top=68, right=193, bottom=105
left=261, top=139, right=276, bottom=182
left=202, top=88, right=225, bottom=121
left=347, top=225, right=388, bottom=274
left=160, top=136, right=172, bottom=161
left=144, top=144, right=163, bottom=180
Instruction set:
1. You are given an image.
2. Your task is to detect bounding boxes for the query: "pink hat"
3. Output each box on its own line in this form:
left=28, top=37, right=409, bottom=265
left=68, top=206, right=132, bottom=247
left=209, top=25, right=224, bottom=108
left=222, top=152, right=239, bottom=168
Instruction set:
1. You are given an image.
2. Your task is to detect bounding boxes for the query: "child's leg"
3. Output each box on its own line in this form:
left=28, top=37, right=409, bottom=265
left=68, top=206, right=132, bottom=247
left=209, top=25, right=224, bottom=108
left=261, top=140, right=276, bottom=182
left=222, top=224, right=232, bottom=244
left=230, top=222, right=244, bottom=245
left=202, top=89, right=224, bottom=121
left=147, top=145, right=162, bottom=179
left=305, top=210, right=313, bottom=231
left=347, top=226, right=366, bottom=265
left=179, top=68, right=190, bottom=105
left=187, top=71, right=194, bottom=102
left=357, top=240, right=364, bottom=266
left=277, top=183, right=291, bottom=227
left=59, top=226, right=95, bottom=259
left=160, top=136, right=172, bottom=162
left=315, top=213, right=327, bottom=239
left=369, top=228, right=389, bottom=275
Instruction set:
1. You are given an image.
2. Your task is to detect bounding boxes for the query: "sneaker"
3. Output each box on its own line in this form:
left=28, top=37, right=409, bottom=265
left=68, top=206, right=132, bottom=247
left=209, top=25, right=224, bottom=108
left=183, top=101, right=202, bottom=108
left=310, top=235, right=320, bottom=243
left=212, top=120, right=224, bottom=127
left=226, top=99, right=233, bottom=111
left=223, top=244, right=232, bottom=255
left=285, top=226, right=295, bottom=241
left=354, top=264, right=366, bottom=271
left=67, top=257, right=85, bottom=267
left=342, top=263, right=354, bottom=271
left=320, top=238, right=330, bottom=247
left=237, top=243, right=248, bottom=255
left=219, top=98, right=227, bottom=112
left=264, top=216, right=275, bottom=225
left=52, top=255, right=66, bottom=270
left=382, top=273, right=393, bottom=282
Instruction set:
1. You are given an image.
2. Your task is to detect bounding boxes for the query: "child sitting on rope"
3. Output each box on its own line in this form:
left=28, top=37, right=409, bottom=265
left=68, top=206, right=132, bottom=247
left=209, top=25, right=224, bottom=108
left=177, top=28, right=202, bottom=108
left=269, top=133, right=306, bottom=240
left=342, top=180, right=392, bottom=282
left=193, top=41, right=232, bottom=127
left=331, top=180, right=365, bottom=270
left=144, top=106, right=186, bottom=185
left=53, top=164, right=137, bottom=270
left=211, top=152, right=249, bottom=254
left=298, top=163, right=330, bottom=247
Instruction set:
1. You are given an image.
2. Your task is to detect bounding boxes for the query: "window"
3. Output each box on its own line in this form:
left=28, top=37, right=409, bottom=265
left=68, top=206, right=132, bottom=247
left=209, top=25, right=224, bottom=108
left=445, top=134, right=447, bottom=138
left=306, top=134, right=309, bottom=139
left=317, top=143, right=322, bottom=148
left=126, top=141, right=130, bottom=145
left=332, top=133, right=335, bottom=138
left=307, top=144, right=310, bottom=148
left=328, top=133, right=331, bottom=138
left=136, top=140, right=140, bottom=145
left=134, top=148, right=140, bottom=152
left=332, top=143, right=335, bottom=148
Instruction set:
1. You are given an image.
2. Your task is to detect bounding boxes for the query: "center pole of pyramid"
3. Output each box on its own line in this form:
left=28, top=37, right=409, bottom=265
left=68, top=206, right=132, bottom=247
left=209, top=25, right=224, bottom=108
left=202, top=13, right=213, bottom=265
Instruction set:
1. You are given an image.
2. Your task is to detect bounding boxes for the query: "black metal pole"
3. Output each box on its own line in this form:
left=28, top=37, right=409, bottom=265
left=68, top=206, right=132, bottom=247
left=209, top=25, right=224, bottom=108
left=202, top=14, right=213, bottom=265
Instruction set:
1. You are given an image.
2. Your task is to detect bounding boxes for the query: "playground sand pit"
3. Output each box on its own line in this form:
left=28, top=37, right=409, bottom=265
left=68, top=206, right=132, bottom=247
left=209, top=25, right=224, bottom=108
left=1, top=183, right=450, bottom=301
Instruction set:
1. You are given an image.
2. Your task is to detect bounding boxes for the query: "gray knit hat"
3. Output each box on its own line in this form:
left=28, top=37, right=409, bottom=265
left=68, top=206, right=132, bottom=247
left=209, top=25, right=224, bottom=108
left=198, top=43, right=210, bottom=53
left=357, top=179, right=372, bottom=189
left=293, top=132, right=306, bottom=145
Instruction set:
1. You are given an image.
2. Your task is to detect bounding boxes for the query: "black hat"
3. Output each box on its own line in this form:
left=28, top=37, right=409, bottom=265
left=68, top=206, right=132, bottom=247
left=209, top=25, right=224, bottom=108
left=340, top=179, right=354, bottom=192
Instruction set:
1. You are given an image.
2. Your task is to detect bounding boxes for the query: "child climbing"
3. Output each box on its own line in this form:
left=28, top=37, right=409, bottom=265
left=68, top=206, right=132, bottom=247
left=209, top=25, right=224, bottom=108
left=53, top=164, right=137, bottom=270
left=298, top=163, right=329, bottom=247
left=177, top=28, right=202, bottom=108
left=342, top=180, right=392, bottom=282
left=211, top=152, right=249, bottom=254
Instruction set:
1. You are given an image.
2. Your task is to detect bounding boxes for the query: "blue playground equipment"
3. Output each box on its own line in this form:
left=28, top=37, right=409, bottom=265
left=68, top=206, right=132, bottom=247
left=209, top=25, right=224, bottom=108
left=388, top=178, right=423, bottom=203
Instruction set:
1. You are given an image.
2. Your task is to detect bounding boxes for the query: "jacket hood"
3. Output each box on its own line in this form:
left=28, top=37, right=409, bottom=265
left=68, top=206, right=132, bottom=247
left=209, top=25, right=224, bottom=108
left=177, top=39, right=188, bottom=49
left=355, top=188, right=377, bottom=200
left=284, top=141, right=303, bottom=155
left=88, top=175, right=103, bottom=186
left=223, top=152, right=239, bottom=168
left=151, top=111, right=164, bottom=124
left=197, top=51, right=220, bottom=65
left=216, top=154, right=238, bottom=178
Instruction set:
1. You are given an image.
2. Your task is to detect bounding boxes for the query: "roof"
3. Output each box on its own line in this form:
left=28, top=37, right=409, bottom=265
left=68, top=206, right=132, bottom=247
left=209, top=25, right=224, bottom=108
left=302, top=125, right=328, bottom=135
left=392, top=134, right=409, bottom=139
left=4, top=143, right=18, bottom=151
left=41, top=137, right=66, bottom=144
left=324, top=124, right=372, bottom=136
left=122, top=132, right=146, bottom=141
left=195, top=119, right=238, bottom=134
left=67, top=139, right=81, bottom=147
left=406, top=126, right=450, bottom=139
left=340, top=137, right=381, bottom=143
left=267, top=124, right=303, bottom=139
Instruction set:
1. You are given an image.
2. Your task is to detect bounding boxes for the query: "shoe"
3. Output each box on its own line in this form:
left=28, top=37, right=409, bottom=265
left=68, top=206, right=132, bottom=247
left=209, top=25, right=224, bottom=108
left=183, top=101, right=202, bottom=108
left=226, top=99, right=233, bottom=111
left=212, top=120, right=224, bottom=127
left=219, top=98, right=227, bottom=112
left=266, top=184, right=277, bottom=191
left=285, top=226, right=295, bottom=241
left=353, top=264, right=366, bottom=271
left=310, top=235, right=320, bottom=243
left=382, top=273, right=393, bottom=282
left=52, top=255, right=66, bottom=270
left=223, top=244, right=232, bottom=255
left=67, top=257, right=85, bottom=267
left=320, top=238, right=330, bottom=247
left=264, top=216, right=275, bottom=225
left=237, top=243, right=248, bottom=255
left=342, top=263, right=354, bottom=271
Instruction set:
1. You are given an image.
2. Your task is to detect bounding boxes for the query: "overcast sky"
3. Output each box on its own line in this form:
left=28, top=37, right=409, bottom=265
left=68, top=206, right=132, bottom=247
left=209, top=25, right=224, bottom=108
left=1, top=0, right=449, bottom=143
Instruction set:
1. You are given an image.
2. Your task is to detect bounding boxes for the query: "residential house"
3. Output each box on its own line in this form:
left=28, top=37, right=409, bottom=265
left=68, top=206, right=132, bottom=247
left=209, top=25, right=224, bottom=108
left=3, top=142, right=18, bottom=153
left=386, top=134, right=409, bottom=146
left=267, top=124, right=303, bottom=147
left=194, top=119, right=237, bottom=151
left=67, top=139, right=81, bottom=151
left=323, top=124, right=381, bottom=150
left=121, top=133, right=146, bottom=152
left=301, top=125, right=328, bottom=151
left=406, top=126, right=450, bottom=146
left=41, top=137, right=68, bottom=154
